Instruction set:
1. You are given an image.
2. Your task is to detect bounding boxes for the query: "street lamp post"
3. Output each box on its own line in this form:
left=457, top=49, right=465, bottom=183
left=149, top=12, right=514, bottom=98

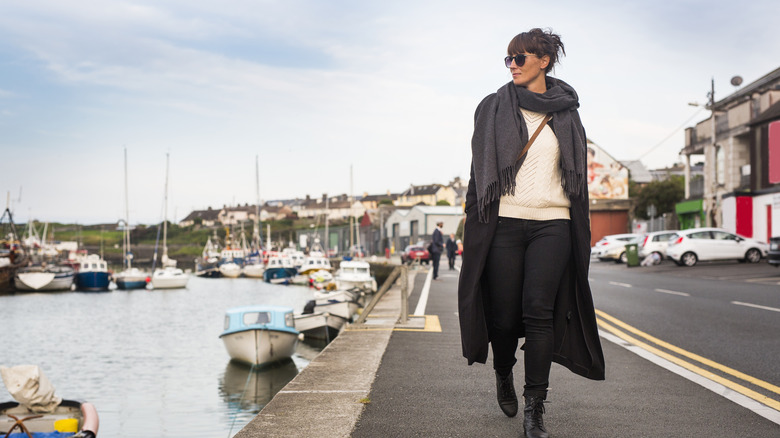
left=688, top=78, right=718, bottom=227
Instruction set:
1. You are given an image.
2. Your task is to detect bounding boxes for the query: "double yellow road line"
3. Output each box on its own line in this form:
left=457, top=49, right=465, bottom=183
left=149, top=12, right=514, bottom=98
left=596, top=309, right=780, bottom=412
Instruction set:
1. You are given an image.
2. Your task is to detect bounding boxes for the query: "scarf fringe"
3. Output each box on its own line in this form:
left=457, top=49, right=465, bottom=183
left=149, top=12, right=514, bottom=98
left=562, top=169, right=584, bottom=198
left=478, top=165, right=517, bottom=223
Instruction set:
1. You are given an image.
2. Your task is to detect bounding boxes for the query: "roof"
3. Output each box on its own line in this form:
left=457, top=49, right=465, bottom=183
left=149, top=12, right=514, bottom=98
left=181, top=208, right=221, bottom=222
left=620, top=160, right=653, bottom=184
left=715, top=66, right=780, bottom=109
left=361, top=193, right=399, bottom=201
left=412, top=206, right=465, bottom=215
left=401, top=184, right=442, bottom=196
left=750, top=100, right=780, bottom=126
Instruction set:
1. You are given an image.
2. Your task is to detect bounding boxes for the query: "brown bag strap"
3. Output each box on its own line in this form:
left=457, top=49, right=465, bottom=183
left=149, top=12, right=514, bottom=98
left=516, top=113, right=552, bottom=162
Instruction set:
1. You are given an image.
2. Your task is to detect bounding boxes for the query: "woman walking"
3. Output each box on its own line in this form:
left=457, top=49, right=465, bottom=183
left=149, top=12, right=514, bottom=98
left=457, top=28, right=605, bottom=438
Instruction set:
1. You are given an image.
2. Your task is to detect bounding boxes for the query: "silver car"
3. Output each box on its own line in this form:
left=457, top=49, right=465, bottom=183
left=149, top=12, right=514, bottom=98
left=591, top=233, right=642, bottom=263
left=638, top=230, right=679, bottom=260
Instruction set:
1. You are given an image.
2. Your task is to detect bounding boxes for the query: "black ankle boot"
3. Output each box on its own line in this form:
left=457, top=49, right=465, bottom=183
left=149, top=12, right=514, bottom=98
left=495, top=371, right=518, bottom=417
left=523, top=396, right=548, bottom=438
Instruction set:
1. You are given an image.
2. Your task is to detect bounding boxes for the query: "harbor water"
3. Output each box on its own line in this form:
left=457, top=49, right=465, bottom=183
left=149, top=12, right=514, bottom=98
left=0, top=276, right=325, bottom=437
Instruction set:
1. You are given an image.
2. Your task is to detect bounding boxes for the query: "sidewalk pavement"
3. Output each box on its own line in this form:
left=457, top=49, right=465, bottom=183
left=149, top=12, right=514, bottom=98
left=238, top=262, right=780, bottom=437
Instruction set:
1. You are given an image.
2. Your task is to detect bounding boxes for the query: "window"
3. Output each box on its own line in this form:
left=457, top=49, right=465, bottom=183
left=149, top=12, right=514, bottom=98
left=244, top=312, right=271, bottom=325
left=712, top=231, right=736, bottom=241
left=716, top=145, right=725, bottom=185
left=689, top=231, right=712, bottom=240
left=654, top=233, right=677, bottom=242
left=285, top=312, right=294, bottom=328
left=224, top=315, right=230, bottom=330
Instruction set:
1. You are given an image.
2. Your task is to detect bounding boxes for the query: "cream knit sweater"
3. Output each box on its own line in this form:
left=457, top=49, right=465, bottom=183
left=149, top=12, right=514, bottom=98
left=498, top=109, right=571, bottom=220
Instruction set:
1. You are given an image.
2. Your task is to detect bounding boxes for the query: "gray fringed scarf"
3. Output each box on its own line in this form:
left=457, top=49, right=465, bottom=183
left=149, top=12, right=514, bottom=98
left=471, top=76, right=586, bottom=223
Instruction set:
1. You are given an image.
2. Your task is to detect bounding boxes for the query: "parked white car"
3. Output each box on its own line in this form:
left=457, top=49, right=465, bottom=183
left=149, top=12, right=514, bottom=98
left=665, top=227, right=769, bottom=267
left=638, top=230, right=679, bottom=260
left=591, top=233, right=642, bottom=263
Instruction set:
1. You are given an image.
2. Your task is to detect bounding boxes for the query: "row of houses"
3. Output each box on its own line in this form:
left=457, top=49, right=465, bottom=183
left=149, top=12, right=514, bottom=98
left=179, top=181, right=465, bottom=228
left=679, top=66, right=780, bottom=243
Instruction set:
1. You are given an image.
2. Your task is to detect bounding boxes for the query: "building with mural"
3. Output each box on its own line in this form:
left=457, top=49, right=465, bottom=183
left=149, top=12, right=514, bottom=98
left=586, top=140, right=633, bottom=246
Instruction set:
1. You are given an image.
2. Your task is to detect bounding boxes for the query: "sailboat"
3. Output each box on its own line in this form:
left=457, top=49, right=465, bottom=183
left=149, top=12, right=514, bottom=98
left=243, top=156, right=265, bottom=279
left=150, top=153, right=189, bottom=289
left=115, top=148, right=151, bottom=290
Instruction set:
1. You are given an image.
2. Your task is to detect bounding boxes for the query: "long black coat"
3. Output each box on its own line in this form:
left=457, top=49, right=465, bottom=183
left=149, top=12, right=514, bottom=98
left=457, top=127, right=605, bottom=382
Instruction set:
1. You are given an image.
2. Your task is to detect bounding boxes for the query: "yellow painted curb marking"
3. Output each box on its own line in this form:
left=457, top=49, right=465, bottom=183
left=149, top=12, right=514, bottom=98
left=596, top=314, right=780, bottom=411
left=395, top=315, right=442, bottom=332
left=596, top=309, right=780, bottom=396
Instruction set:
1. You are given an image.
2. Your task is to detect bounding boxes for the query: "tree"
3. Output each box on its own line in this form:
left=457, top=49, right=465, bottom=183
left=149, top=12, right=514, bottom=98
left=633, top=176, right=685, bottom=220
left=436, top=200, right=451, bottom=206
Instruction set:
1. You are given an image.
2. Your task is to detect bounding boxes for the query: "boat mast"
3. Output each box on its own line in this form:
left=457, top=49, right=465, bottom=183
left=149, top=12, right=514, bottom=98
left=324, top=194, right=329, bottom=256
left=123, top=147, right=131, bottom=270
left=349, top=164, right=354, bottom=255
left=161, top=153, right=170, bottom=265
left=254, top=155, right=262, bottom=250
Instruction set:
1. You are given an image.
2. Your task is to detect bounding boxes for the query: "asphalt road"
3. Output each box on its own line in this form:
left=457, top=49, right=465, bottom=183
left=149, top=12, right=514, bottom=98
left=589, top=259, right=780, bottom=402
left=353, top=262, right=780, bottom=437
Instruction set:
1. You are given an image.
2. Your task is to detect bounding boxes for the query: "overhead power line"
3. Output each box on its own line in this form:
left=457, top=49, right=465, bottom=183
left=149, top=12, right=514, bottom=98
left=637, top=107, right=706, bottom=160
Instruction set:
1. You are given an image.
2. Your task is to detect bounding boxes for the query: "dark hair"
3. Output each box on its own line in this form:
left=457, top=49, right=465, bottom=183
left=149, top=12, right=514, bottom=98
left=507, top=28, right=565, bottom=73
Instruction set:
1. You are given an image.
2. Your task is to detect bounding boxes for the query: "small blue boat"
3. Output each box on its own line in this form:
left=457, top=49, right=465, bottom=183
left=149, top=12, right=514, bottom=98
left=75, top=254, right=111, bottom=292
left=219, top=305, right=299, bottom=366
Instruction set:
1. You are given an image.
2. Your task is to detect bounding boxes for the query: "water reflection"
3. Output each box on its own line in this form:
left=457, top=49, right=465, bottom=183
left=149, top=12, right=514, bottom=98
left=219, top=359, right=299, bottom=412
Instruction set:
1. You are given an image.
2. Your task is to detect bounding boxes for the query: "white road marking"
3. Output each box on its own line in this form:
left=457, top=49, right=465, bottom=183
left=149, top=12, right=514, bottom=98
left=654, top=288, right=690, bottom=297
left=732, top=301, right=780, bottom=313
left=414, top=267, right=433, bottom=316
left=280, top=390, right=365, bottom=393
left=609, top=281, right=632, bottom=288
left=599, top=330, right=780, bottom=425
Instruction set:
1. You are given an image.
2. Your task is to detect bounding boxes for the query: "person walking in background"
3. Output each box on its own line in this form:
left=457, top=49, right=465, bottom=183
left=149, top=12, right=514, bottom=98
left=431, top=222, right=444, bottom=280
left=445, top=233, right=458, bottom=270
left=457, top=28, right=604, bottom=438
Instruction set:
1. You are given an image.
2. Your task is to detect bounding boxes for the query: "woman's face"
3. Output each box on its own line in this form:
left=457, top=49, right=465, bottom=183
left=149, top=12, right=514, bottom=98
left=509, top=52, right=549, bottom=92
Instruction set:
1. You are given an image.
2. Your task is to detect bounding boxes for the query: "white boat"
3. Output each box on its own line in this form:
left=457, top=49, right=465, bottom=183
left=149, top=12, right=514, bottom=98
left=281, top=248, right=305, bottom=269
left=14, top=265, right=75, bottom=291
left=313, top=290, right=361, bottom=321
left=150, top=153, right=190, bottom=289
left=298, top=253, right=332, bottom=276
left=219, top=305, right=299, bottom=366
left=293, top=309, right=346, bottom=341
left=116, top=148, right=151, bottom=291
left=242, top=262, right=265, bottom=278
left=334, top=260, right=377, bottom=292
left=219, top=262, right=242, bottom=278
left=150, top=266, right=189, bottom=289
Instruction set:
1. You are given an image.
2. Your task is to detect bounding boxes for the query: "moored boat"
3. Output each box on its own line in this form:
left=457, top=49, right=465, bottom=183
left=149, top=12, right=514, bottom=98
left=150, top=266, right=189, bottom=289
left=75, top=254, right=110, bottom=292
left=14, top=265, right=75, bottom=292
left=312, top=289, right=361, bottom=321
left=219, top=262, right=242, bottom=278
left=114, top=266, right=149, bottom=290
left=262, top=255, right=297, bottom=283
left=242, top=262, right=265, bottom=278
left=334, top=260, right=377, bottom=292
left=297, top=252, right=332, bottom=276
left=219, top=305, right=299, bottom=366
left=294, top=301, right=346, bottom=342
left=0, top=365, right=99, bottom=437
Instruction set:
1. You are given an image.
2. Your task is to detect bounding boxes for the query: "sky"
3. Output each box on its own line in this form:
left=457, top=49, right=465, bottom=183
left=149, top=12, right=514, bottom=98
left=1, top=0, right=779, bottom=225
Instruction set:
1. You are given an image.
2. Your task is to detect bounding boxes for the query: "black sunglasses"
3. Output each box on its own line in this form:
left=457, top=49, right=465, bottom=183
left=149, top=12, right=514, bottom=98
left=504, top=54, right=536, bottom=68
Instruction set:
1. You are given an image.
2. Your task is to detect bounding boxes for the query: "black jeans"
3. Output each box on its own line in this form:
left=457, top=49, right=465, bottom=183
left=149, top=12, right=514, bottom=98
left=485, top=217, right=571, bottom=398
left=431, top=252, right=441, bottom=279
